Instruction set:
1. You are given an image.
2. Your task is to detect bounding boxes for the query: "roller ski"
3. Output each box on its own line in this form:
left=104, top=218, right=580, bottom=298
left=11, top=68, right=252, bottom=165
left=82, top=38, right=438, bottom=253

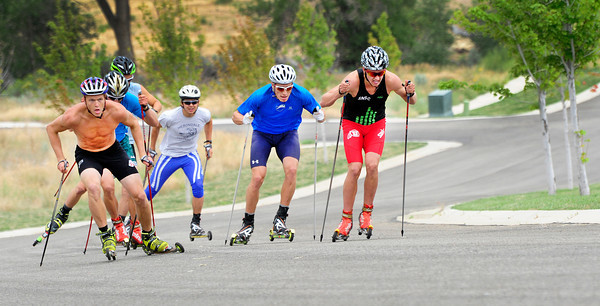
left=141, top=229, right=184, bottom=255
left=189, top=222, right=212, bottom=241
left=332, top=212, right=352, bottom=242
left=112, top=217, right=129, bottom=247
left=269, top=215, right=294, bottom=242
left=97, top=228, right=117, bottom=261
left=126, top=218, right=143, bottom=250
left=229, top=222, right=254, bottom=246
left=33, top=205, right=70, bottom=247
left=357, top=204, right=373, bottom=239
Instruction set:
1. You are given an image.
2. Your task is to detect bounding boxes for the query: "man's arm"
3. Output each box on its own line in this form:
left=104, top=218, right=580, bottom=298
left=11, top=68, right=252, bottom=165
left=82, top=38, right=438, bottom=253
left=149, top=122, right=162, bottom=153
left=204, top=119, right=213, bottom=159
left=138, top=94, right=159, bottom=127
left=141, top=85, right=162, bottom=113
left=320, top=71, right=357, bottom=108
left=46, top=115, right=70, bottom=172
left=124, top=112, right=152, bottom=165
left=232, top=110, right=244, bottom=125
left=388, top=72, right=417, bottom=105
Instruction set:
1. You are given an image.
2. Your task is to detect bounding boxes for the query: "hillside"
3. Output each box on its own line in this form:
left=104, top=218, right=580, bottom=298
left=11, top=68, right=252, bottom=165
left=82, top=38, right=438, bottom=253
left=80, top=0, right=247, bottom=59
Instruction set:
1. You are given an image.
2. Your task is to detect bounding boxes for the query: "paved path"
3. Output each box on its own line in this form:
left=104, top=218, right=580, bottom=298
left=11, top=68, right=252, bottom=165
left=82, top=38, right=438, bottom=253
left=1, top=86, right=599, bottom=305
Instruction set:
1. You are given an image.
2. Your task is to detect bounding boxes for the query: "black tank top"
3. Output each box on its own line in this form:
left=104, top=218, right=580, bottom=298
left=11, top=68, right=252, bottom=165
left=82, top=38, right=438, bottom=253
left=342, top=68, right=389, bottom=125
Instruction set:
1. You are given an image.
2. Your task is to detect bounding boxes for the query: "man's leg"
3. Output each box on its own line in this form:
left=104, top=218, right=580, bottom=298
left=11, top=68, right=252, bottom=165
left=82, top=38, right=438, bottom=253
left=79, top=169, right=107, bottom=228
left=245, top=166, right=267, bottom=214
left=100, top=169, right=119, bottom=219
left=279, top=157, right=298, bottom=206
left=363, top=152, right=381, bottom=205
left=342, top=162, right=362, bottom=211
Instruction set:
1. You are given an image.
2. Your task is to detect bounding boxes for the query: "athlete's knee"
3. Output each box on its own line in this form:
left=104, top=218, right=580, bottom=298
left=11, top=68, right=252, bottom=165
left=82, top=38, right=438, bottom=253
left=347, top=163, right=362, bottom=178
left=101, top=180, right=115, bottom=194
left=365, top=161, right=379, bottom=174
left=191, top=183, right=204, bottom=198
left=86, top=184, right=103, bottom=200
left=73, top=183, right=87, bottom=197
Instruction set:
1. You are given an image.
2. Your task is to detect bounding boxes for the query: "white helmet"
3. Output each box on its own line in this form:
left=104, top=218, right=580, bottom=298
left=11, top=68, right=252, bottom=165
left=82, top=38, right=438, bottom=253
left=80, top=77, right=108, bottom=96
left=179, top=85, right=201, bottom=100
left=104, top=71, right=129, bottom=99
left=269, top=64, right=296, bottom=84
left=361, top=46, right=389, bottom=70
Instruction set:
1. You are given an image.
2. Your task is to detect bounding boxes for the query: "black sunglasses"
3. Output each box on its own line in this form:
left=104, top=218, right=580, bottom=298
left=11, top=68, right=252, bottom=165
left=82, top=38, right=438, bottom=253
left=182, top=101, right=199, bottom=105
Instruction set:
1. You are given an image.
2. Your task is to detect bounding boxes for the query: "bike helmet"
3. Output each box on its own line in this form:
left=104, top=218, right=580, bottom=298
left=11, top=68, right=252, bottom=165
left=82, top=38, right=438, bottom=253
left=179, top=85, right=201, bottom=100
left=111, top=56, right=136, bottom=75
left=80, top=77, right=108, bottom=96
left=361, top=46, right=389, bottom=71
left=104, top=71, right=130, bottom=99
left=269, top=64, right=296, bottom=84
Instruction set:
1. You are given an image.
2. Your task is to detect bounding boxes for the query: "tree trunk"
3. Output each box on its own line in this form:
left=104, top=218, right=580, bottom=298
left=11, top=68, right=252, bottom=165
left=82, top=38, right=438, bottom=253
left=537, top=88, right=557, bottom=195
left=558, top=82, right=573, bottom=189
left=96, top=0, right=135, bottom=61
left=566, top=64, right=590, bottom=195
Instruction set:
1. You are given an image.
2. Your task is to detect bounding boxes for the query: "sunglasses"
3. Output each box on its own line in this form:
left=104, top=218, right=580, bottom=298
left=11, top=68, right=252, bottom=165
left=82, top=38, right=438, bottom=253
left=182, top=100, right=199, bottom=105
left=274, top=85, right=293, bottom=93
left=365, top=69, right=386, bottom=78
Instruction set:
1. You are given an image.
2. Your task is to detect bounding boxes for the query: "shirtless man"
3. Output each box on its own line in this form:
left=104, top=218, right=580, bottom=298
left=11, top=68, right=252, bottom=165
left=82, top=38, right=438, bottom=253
left=46, top=77, right=170, bottom=259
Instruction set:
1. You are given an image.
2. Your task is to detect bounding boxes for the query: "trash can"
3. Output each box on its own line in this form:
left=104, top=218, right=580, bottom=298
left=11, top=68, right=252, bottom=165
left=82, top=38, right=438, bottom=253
left=428, top=90, right=453, bottom=117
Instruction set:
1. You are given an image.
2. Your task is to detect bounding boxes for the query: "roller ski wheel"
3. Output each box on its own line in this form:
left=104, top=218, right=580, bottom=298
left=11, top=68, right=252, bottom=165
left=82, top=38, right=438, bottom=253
left=229, top=223, right=253, bottom=246
left=105, top=249, right=117, bottom=261
left=32, top=231, right=49, bottom=247
left=357, top=226, right=373, bottom=239
left=143, top=242, right=185, bottom=255
left=190, top=230, right=212, bottom=241
left=229, top=233, right=250, bottom=246
left=332, top=229, right=349, bottom=242
left=268, top=228, right=295, bottom=242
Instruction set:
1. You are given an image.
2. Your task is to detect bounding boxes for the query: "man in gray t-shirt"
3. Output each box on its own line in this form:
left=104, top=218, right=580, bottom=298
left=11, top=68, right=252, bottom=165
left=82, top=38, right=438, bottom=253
left=145, top=85, right=213, bottom=239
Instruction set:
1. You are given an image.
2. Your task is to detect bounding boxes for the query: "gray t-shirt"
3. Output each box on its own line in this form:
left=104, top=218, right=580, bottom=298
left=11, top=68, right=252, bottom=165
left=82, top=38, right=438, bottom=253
left=158, top=107, right=211, bottom=157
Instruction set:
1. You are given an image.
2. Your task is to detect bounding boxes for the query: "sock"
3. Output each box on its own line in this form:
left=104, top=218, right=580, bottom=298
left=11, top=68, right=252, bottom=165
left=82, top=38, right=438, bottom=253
left=119, top=215, right=126, bottom=223
left=99, top=225, right=108, bottom=233
left=342, top=210, right=353, bottom=219
left=192, top=213, right=201, bottom=224
left=243, top=212, right=255, bottom=225
left=276, top=205, right=289, bottom=217
left=61, top=204, right=72, bottom=214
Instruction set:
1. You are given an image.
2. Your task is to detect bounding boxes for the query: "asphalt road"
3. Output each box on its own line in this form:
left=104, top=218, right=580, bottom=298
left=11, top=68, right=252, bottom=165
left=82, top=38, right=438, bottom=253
left=1, top=98, right=599, bottom=305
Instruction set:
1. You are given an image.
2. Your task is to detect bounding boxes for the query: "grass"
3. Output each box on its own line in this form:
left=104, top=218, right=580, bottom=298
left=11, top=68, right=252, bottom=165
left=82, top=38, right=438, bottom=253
left=0, top=133, right=424, bottom=231
left=459, top=67, right=600, bottom=117
left=454, top=183, right=600, bottom=211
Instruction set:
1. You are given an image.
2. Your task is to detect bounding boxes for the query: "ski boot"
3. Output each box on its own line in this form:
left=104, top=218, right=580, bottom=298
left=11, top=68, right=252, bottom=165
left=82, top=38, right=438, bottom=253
left=269, top=214, right=294, bottom=242
left=112, top=217, right=129, bottom=246
left=229, top=221, right=254, bottom=246
left=332, top=212, right=352, bottom=242
left=189, top=222, right=212, bottom=241
left=97, top=228, right=117, bottom=261
left=128, top=219, right=143, bottom=250
left=33, top=206, right=70, bottom=246
left=357, top=204, right=374, bottom=239
left=45, top=206, right=70, bottom=234
left=141, top=228, right=183, bottom=255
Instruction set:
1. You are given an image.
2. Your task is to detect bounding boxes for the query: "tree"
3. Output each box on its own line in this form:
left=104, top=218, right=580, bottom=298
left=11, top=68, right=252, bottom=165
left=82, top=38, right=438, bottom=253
left=402, top=0, right=454, bottom=65
left=216, top=21, right=274, bottom=103
left=35, top=1, right=110, bottom=111
left=0, top=0, right=95, bottom=91
left=367, top=12, right=402, bottom=69
left=453, top=0, right=562, bottom=194
left=288, top=2, right=337, bottom=94
left=238, top=0, right=300, bottom=57
left=96, top=0, right=135, bottom=61
left=540, top=0, right=600, bottom=195
left=137, top=0, right=205, bottom=104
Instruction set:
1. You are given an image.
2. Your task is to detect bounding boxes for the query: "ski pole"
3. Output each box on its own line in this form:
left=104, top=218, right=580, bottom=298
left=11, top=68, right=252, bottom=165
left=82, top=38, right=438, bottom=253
left=125, top=214, right=137, bottom=256
left=313, top=121, right=318, bottom=240
left=401, top=81, right=413, bottom=237
left=224, top=124, right=251, bottom=245
left=83, top=216, right=93, bottom=254
left=40, top=168, right=67, bottom=267
left=140, top=102, right=156, bottom=229
left=53, top=162, right=75, bottom=197
left=320, top=84, right=347, bottom=242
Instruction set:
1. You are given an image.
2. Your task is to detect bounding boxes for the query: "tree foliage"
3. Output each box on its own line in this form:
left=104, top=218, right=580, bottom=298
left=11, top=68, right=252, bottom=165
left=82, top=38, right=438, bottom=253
left=238, top=0, right=300, bottom=56
left=35, top=1, right=109, bottom=111
left=0, top=0, right=96, bottom=92
left=137, top=0, right=205, bottom=104
left=288, top=2, right=337, bottom=93
left=216, top=21, right=274, bottom=103
left=367, top=12, right=402, bottom=69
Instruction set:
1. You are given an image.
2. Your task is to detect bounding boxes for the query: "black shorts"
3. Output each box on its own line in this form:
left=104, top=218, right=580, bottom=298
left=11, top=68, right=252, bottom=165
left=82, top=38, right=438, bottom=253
left=75, top=141, right=139, bottom=181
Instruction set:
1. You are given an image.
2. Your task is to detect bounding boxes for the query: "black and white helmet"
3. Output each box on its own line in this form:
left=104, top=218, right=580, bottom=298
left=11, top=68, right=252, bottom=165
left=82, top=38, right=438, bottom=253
left=104, top=71, right=130, bottom=99
left=111, top=56, right=136, bottom=75
left=269, top=64, right=296, bottom=84
left=361, top=46, right=389, bottom=70
left=80, top=77, right=108, bottom=96
left=179, top=85, right=201, bottom=100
